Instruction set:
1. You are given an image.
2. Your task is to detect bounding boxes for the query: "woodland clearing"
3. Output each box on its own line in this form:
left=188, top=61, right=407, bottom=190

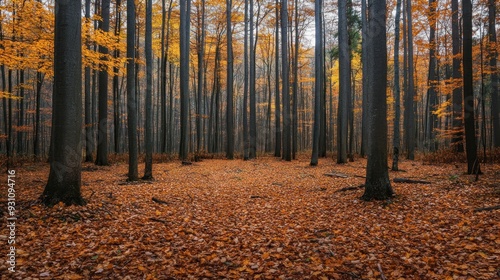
left=0, top=157, right=499, bottom=279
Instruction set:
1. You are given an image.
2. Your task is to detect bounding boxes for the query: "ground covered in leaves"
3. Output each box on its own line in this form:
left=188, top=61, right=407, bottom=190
left=1, top=156, right=499, bottom=279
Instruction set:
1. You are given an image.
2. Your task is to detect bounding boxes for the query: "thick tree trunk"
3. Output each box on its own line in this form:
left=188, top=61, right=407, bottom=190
left=362, top=0, right=394, bottom=201
left=42, top=0, right=84, bottom=206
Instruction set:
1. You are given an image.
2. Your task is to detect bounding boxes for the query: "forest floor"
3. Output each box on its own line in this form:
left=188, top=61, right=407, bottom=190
left=0, top=156, right=499, bottom=279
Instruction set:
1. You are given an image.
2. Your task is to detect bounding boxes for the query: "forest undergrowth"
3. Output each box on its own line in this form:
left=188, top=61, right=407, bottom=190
left=0, top=156, right=499, bottom=279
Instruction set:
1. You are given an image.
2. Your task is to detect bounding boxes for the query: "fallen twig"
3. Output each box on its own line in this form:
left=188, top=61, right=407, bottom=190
left=149, top=217, right=168, bottom=224
left=335, top=184, right=364, bottom=192
left=377, top=263, right=387, bottom=280
left=324, top=173, right=348, bottom=178
left=473, top=205, right=500, bottom=212
left=393, top=178, right=431, bottom=184
left=152, top=197, right=170, bottom=205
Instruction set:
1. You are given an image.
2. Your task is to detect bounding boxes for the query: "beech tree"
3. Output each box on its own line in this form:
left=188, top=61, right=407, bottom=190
left=361, top=0, right=394, bottom=201
left=95, top=0, right=110, bottom=166
left=42, top=0, right=85, bottom=206
left=127, top=0, right=138, bottom=181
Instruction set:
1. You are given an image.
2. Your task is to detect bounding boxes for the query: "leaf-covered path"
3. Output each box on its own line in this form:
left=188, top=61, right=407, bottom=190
left=1, top=157, right=499, bottom=279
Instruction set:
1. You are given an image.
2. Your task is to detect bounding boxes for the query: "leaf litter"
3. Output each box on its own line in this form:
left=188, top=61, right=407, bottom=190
left=0, top=157, right=498, bottom=279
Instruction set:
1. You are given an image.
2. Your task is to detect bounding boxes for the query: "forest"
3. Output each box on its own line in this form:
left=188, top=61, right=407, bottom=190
left=0, top=0, right=499, bottom=278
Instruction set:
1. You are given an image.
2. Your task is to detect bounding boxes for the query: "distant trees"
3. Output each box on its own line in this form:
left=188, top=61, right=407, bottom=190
left=42, top=0, right=84, bottom=206
left=0, top=0, right=497, bottom=185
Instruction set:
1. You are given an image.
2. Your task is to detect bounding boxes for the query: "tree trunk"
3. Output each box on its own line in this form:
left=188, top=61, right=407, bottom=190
left=143, top=0, right=153, bottom=180
left=489, top=0, right=499, bottom=147
left=127, top=0, right=138, bottom=180
left=360, top=0, right=368, bottom=158
left=310, top=0, right=322, bottom=166
left=42, top=0, right=85, bottom=206
left=196, top=0, right=206, bottom=154
left=392, top=0, right=402, bottom=171
left=95, top=0, right=110, bottom=166
left=249, top=0, right=257, bottom=159
left=281, top=0, right=291, bottom=161
left=274, top=0, right=281, bottom=158
left=337, top=0, right=350, bottom=164
left=462, top=0, right=480, bottom=175
left=179, top=0, right=191, bottom=160
left=451, top=0, right=464, bottom=152
left=425, top=0, right=438, bottom=152
left=113, top=0, right=122, bottom=154
left=362, top=0, right=394, bottom=201
left=84, top=0, right=93, bottom=162
left=226, top=0, right=234, bottom=159
left=405, top=0, right=416, bottom=160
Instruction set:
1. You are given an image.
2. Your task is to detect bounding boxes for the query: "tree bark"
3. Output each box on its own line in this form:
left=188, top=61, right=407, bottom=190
left=179, top=0, right=191, bottom=160
left=281, top=0, right=291, bottom=161
left=489, top=0, right=499, bottom=147
left=462, top=0, right=480, bottom=175
left=392, top=0, right=402, bottom=171
left=310, top=0, right=322, bottom=166
left=143, top=0, right=153, bottom=180
left=362, top=0, right=394, bottom=201
left=226, top=0, right=234, bottom=159
left=451, top=0, right=464, bottom=152
left=42, top=0, right=85, bottom=206
left=127, top=0, right=138, bottom=180
left=96, top=0, right=110, bottom=166
left=337, top=0, right=350, bottom=164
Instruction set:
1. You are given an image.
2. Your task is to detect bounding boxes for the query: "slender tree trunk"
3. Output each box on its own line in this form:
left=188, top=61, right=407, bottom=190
left=113, top=0, right=122, bottom=154
left=292, top=0, right=299, bottom=159
left=248, top=0, right=257, bottom=159
left=17, top=69, right=24, bottom=155
left=281, top=0, right=291, bottom=161
left=42, top=0, right=84, bottom=206
left=196, top=0, right=206, bottom=154
left=243, top=0, right=249, bottom=159
left=179, top=0, right=191, bottom=160
left=425, top=0, right=438, bottom=152
left=226, top=0, right=234, bottom=159
left=95, top=0, right=110, bottom=165
left=405, top=0, right=416, bottom=160
left=34, top=71, right=43, bottom=158
left=310, top=0, right=322, bottom=166
left=451, top=0, right=464, bottom=153
left=392, top=0, right=402, bottom=171
left=462, top=0, right=480, bottom=175
left=337, top=0, right=349, bottom=164
left=143, top=0, right=153, bottom=180
left=489, top=0, right=499, bottom=147
left=274, top=0, right=281, bottom=158
left=360, top=0, right=368, bottom=158
left=84, top=0, right=93, bottom=162
left=127, top=0, right=138, bottom=180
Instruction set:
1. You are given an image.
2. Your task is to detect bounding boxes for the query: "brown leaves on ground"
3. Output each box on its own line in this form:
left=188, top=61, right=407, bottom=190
left=1, top=157, right=499, bottom=279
